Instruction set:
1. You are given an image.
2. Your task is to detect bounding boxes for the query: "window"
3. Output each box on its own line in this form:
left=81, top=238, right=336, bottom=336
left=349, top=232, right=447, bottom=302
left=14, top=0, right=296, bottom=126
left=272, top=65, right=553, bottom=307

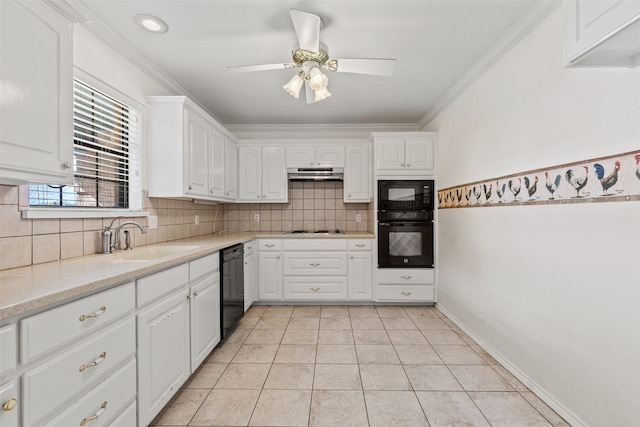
left=28, top=78, right=141, bottom=212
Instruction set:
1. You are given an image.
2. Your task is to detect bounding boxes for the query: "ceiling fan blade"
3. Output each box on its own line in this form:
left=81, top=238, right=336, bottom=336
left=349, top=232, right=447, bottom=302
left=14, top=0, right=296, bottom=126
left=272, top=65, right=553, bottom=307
left=290, top=9, right=322, bottom=52
left=331, top=58, right=397, bottom=76
left=226, top=63, right=293, bottom=73
left=304, top=80, right=317, bottom=104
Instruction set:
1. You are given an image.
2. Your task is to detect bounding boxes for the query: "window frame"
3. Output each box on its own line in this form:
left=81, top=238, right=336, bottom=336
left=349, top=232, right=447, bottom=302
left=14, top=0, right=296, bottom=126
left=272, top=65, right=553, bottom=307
left=21, top=68, right=146, bottom=219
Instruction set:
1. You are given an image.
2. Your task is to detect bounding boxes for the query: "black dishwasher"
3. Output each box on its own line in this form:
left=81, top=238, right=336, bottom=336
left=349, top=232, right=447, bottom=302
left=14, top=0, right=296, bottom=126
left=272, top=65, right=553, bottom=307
left=220, top=244, right=244, bottom=340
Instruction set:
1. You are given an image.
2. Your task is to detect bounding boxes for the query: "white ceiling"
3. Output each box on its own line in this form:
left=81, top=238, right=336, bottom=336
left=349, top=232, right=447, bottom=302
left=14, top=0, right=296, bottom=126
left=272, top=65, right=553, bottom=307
left=70, top=0, right=548, bottom=127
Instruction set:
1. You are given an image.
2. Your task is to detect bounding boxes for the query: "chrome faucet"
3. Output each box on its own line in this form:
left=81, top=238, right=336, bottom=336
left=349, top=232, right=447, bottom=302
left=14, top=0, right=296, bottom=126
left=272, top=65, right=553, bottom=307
left=100, top=218, right=147, bottom=253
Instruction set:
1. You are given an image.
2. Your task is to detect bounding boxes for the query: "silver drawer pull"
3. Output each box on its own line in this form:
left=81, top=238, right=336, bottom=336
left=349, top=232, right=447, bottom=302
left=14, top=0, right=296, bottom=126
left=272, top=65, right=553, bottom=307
left=265, top=244, right=275, bottom=247
left=276, top=255, right=280, bottom=260
left=79, top=306, right=106, bottom=322
left=355, top=244, right=366, bottom=247
left=350, top=255, right=354, bottom=259
left=400, top=276, right=412, bottom=280
left=80, top=401, right=107, bottom=426
left=2, top=398, right=17, bottom=412
left=310, top=287, right=321, bottom=292
left=79, top=352, right=107, bottom=372
left=310, top=263, right=320, bottom=267
left=401, top=292, right=412, bottom=296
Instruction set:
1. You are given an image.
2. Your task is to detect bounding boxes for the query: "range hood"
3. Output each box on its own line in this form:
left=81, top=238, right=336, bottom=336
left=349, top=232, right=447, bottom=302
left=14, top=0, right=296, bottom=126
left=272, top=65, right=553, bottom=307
left=287, top=167, right=344, bottom=181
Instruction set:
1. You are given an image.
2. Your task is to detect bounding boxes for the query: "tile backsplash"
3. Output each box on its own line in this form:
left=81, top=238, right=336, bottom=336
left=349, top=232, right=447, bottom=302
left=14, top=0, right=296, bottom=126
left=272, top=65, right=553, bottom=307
left=0, top=181, right=372, bottom=270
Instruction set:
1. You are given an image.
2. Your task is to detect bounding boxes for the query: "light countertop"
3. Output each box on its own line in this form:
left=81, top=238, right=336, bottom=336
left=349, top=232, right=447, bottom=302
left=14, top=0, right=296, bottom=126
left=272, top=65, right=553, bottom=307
left=0, top=232, right=374, bottom=321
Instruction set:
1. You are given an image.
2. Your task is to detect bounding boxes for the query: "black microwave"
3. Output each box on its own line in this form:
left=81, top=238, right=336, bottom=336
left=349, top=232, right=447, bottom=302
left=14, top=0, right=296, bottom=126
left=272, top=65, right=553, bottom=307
left=378, top=180, right=434, bottom=212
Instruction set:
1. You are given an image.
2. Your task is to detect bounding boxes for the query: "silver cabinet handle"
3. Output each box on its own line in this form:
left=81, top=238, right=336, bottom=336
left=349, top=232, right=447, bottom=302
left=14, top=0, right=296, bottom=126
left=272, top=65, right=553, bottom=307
left=310, top=287, right=320, bottom=292
left=226, top=192, right=229, bottom=196
left=348, top=194, right=352, bottom=198
left=407, top=163, right=411, bottom=167
left=2, top=398, right=17, bottom=412
left=62, top=162, right=72, bottom=169
left=400, top=275, right=412, bottom=280
left=350, top=255, right=354, bottom=259
left=276, top=255, right=280, bottom=260
left=355, top=244, right=365, bottom=247
left=310, top=263, right=320, bottom=267
left=79, top=352, right=107, bottom=372
left=188, top=185, right=193, bottom=190
left=257, top=195, right=261, bottom=199
left=265, top=244, right=275, bottom=247
left=80, top=402, right=107, bottom=426
left=401, top=292, right=412, bottom=296
left=400, top=163, right=405, bottom=167
left=79, top=306, right=106, bottom=322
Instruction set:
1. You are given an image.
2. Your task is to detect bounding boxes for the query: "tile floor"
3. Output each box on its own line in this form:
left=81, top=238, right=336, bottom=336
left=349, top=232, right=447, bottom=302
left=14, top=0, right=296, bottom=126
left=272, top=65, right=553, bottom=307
left=150, top=305, right=570, bottom=427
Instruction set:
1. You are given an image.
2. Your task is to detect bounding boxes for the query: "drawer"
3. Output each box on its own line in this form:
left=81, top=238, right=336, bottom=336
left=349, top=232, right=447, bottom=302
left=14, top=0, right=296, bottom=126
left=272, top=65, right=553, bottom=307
left=377, top=284, right=435, bottom=302
left=190, top=252, right=219, bottom=282
left=44, top=359, right=136, bottom=427
left=20, top=282, right=135, bottom=364
left=348, top=239, right=372, bottom=251
left=259, top=239, right=282, bottom=251
left=283, top=239, right=347, bottom=251
left=23, top=318, right=135, bottom=426
left=0, top=379, right=18, bottom=427
left=137, top=263, right=189, bottom=306
left=284, top=277, right=347, bottom=300
left=244, top=240, right=256, bottom=255
left=0, top=324, right=16, bottom=376
left=377, top=268, right=434, bottom=285
left=284, top=253, right=347, bottom=276
left=108, top=401, right=136, bottom=427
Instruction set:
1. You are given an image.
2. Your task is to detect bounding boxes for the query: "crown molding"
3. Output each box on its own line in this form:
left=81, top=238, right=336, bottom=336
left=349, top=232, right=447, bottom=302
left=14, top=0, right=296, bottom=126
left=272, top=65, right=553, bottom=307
left=226, top=123, right=419, bottom=140
left=418, top=0, right=561, bottom=130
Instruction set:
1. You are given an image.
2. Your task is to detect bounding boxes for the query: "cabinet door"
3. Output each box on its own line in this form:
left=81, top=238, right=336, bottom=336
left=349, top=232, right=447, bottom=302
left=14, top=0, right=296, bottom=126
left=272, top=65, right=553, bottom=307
left=0, top=0, right=73, bottom=185
left=348, top=252, right=372, bottom=300
left=405, top=137, right=434, bottom=172
left=137, top=289, right=190, bottom=426
left=344, top=145, right=370, bottom=202
left=244, top=253, right=255, bottom=311
left=316, top=146, right=345, bottom=167
left=209, top=128, right=225, bottom=198
left=225, top=139, right=238, bottom=200
left=185, top=108, right=209, bottom=196
left=286, top=146, right=315, bottom=168
left=258, top=253, right=282, bottom=300
left=261, top=146, right=287, bottom=201
left=238, top=146, right=262, bottom=201
left=0, top=380, right=18, bottom=427
left=190, top=272, right=220, bottom=371
left=375, top=138, right=406, bottom=171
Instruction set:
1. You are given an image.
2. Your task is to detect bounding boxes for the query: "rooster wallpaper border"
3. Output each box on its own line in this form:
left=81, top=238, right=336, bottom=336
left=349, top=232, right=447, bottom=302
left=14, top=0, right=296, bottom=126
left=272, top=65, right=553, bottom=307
left=437, top=150, right=640, bottom=209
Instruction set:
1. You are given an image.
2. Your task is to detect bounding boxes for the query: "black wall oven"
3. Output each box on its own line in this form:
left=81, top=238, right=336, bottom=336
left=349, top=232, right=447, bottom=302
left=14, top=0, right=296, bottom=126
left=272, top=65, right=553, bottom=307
left=378, top=180, right=435, bottom=268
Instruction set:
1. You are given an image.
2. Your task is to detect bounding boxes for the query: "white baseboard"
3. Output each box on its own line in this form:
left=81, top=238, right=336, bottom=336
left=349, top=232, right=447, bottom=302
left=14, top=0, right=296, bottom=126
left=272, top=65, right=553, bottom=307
left=436, top=303, right=586, bottom=427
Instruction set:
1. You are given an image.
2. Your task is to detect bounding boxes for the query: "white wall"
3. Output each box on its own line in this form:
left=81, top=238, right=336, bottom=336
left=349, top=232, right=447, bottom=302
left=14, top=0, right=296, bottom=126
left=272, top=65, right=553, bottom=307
left=425, top=7, right=640, bottom=427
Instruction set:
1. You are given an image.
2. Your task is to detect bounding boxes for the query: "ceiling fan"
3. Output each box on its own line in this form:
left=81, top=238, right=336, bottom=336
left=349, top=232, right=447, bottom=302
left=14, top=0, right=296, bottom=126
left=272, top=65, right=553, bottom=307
left=226, top=9, right=397, bottom=103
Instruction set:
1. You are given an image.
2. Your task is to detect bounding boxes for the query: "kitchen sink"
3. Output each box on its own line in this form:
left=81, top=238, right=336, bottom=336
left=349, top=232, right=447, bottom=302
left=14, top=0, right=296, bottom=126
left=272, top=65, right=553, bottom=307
left=110, top=245, right=200, bottom=262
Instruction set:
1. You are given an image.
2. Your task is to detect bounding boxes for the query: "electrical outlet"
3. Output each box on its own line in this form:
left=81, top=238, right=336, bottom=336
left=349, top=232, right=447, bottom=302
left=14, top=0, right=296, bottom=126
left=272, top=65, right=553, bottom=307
left=254, top=214, right=260, bottom=223
left=480, top=306, right=486, bottom=322
left=148, top=215, right=158, bottom=229
left=195, top=215, right=199, bottom=225
left=355, top=214, right=362, bottom=223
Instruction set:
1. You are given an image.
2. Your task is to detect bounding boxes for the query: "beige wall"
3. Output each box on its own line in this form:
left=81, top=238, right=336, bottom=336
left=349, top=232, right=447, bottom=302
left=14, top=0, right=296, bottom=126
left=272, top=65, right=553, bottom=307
left=0, top=185, right=224, bottom=270
left=224, top=181, right=373, bottom=234
left=0, top=181, right=372, bottom=270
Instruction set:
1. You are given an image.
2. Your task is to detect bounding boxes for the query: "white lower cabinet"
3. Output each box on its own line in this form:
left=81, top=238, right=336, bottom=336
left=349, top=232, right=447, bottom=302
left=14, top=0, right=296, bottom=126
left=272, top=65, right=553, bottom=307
left=244, top=241, right=257, bottom=311
left=137, top=288, right=191, bottom=426
left=22, top=318, right=135, bottom=426
left=284, top=277, right=348, bottom=300
left=376, top=268, right=435, bottom=302
left=45, top=359, right=136, bottom=427
left=108, top=402, right=137, bottom=427
left=258, top=252, right=283, bottom=300
left=348, top=252, right=373, bottom=300
left=0, top=380, right=18, bottom=427
left=189, top=270, right=220, bottom=371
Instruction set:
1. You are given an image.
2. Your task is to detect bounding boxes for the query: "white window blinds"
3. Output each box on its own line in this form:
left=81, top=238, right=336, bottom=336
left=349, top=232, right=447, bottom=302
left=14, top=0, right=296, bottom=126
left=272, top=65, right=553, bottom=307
left=29, top=79, right=141, bottom=209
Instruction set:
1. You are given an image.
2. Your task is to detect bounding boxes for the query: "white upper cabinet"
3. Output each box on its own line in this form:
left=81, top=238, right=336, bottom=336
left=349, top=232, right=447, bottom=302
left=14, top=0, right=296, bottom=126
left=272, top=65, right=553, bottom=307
left=0, top=0, right=73, bottom=185
left=238, top=145, right=287, bottom=202
left=146, top=96, right=238, bottom=202
left=565, top=0, right=640, bottom=67
left=373, top=133, right=436, bottom=176
left=344, top=144, right=371, bottom=202
left=286, top=145, right=345, bottom=168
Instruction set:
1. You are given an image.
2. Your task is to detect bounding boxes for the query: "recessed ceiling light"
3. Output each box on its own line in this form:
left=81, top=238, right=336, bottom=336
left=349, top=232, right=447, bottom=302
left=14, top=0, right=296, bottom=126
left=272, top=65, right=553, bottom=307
left=134, top=14, right=168, bottom=33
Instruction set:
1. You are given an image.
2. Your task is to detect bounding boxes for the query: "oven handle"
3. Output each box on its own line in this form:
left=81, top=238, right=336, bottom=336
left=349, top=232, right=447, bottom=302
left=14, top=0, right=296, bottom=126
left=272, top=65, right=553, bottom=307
left=378, top=221, right=432, bottom=226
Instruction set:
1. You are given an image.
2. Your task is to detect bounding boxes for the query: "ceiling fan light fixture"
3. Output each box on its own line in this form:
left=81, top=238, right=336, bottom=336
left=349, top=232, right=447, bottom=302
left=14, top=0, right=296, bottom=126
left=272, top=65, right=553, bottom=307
left=314, top=87, right=331, bottom=102
left=283, top=72, right=305, bottom=98
left=308, top=67, right=328, bottom=90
